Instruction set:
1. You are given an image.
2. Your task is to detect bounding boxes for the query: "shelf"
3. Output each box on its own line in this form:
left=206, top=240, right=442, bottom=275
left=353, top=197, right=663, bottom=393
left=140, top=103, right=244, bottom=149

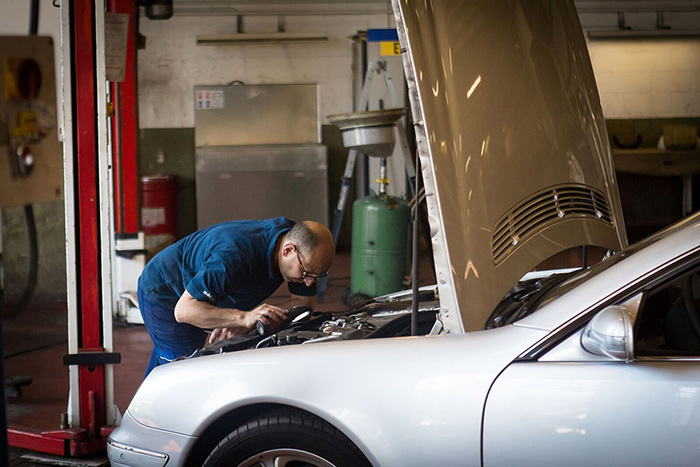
left=612, top=149, right=700, bottom=176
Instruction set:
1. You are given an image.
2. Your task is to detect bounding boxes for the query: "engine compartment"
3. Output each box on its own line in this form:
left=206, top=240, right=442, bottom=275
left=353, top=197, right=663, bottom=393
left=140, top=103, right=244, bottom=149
left=186, top=287, right=441, bottom=359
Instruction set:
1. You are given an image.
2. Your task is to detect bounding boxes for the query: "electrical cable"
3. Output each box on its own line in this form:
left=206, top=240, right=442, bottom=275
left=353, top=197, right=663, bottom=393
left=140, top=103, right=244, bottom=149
left=1, top=205, right=38, bottom=318
left=411, top=152, right=420, bottom=336
left=29, top=0, right=39, bottom=35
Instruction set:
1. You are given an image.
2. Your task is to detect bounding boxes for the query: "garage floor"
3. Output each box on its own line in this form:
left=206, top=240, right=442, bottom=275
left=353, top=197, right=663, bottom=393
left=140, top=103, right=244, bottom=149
left=2, top=250, right=436, bottom=464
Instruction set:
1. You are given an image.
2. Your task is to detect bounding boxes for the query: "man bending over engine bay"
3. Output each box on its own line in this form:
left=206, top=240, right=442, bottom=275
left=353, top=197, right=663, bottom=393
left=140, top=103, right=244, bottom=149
left=137, top=218, right=335, bottom=377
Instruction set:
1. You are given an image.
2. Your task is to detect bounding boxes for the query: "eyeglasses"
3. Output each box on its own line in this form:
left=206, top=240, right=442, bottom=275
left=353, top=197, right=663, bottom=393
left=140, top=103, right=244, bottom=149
left=293, top=244, right=329, bottom=280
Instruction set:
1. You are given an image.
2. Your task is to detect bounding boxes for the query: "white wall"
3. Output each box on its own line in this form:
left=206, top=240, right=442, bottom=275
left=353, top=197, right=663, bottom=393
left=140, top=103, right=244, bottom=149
left=138, top=14, right=395, bottom=128
left=588, top=39, right=700, bottom=118
left=0, top=0, right=60, bottom=40
left=3, top=2, right=699, bottom=126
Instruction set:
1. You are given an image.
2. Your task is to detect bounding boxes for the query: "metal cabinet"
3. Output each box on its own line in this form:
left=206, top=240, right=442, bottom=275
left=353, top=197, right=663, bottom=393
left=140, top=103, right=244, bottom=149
left=194, top=84, right=328, bottom=228
left=195, top=145, right=328, bottom=228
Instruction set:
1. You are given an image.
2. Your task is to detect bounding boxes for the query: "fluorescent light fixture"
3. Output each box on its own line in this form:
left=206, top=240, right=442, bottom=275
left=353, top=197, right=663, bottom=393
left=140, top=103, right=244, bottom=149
left=196, top=33, right=328, bottom=45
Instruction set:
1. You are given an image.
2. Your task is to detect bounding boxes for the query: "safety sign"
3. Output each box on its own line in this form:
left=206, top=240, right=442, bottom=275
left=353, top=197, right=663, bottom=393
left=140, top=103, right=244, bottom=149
left=196, top=89, right=224, bottom=109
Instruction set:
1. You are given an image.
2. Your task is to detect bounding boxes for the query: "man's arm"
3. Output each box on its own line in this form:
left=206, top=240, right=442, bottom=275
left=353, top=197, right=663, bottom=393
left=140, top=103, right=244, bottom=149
left=200, top=293, right=312, bottom=346
left=174, top=290, right=288, bottom=330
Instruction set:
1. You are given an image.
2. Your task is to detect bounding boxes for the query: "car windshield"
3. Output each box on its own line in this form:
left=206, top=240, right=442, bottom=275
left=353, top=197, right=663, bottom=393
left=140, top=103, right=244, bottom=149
left=484, top=225, right=676, bottom=330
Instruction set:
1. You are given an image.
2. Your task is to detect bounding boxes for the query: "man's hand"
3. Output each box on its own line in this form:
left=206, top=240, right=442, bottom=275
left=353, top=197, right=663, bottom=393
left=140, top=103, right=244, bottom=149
left=205, top=304, right=288, bottom=345
left=243, top=303, right=288, bottom=330
left=205, top=327, right=235, bottom=345
left=205, top=303, right=288, bottom=346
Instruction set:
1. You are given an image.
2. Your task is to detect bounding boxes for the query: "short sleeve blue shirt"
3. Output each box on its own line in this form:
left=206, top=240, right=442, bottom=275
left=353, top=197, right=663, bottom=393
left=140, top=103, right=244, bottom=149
left=138, top=218, right=315, bottom=311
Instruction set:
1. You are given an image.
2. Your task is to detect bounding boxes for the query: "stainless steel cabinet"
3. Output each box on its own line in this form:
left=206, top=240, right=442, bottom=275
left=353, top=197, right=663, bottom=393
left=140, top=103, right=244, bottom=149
left=195, top=145, right=328, bottom=228
left=194, top=84, right=328, bottom=228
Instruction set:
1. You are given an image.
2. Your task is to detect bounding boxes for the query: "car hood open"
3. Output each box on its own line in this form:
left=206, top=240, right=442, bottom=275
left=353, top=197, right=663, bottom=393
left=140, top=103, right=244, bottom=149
left=392, top=0, right=627, bottom=332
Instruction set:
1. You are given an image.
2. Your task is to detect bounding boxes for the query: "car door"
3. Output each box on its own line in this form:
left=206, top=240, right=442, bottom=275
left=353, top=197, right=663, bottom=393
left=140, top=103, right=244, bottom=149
left=481, top=261, right=700, bottom=466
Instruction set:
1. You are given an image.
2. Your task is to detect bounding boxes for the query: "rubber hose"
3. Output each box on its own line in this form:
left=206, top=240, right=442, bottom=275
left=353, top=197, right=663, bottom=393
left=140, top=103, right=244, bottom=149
left=1, top=206, right=39, bottom=318
left=30, top=0, right=39, bottom=36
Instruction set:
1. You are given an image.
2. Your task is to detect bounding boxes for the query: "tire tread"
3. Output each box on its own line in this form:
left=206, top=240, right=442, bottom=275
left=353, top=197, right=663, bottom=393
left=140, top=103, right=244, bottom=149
left=203, top=408, right=369, bottom=467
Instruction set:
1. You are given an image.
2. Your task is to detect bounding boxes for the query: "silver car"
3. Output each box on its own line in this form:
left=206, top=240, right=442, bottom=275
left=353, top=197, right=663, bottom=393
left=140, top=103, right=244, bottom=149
left=108, top=1, right=700, bottom=466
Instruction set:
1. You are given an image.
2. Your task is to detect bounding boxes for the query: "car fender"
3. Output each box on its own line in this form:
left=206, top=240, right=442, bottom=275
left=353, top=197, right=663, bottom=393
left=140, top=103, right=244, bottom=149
left=126, top=325, right=547, bottom=466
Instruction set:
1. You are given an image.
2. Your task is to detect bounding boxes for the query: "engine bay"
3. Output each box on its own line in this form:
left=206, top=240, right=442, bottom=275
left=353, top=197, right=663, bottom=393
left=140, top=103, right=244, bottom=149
left=186, top=287, right=441, bottom=359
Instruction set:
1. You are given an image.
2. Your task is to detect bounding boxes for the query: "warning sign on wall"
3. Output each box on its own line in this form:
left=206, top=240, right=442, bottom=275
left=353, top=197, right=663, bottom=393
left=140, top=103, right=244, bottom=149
left=196, top=89, right=224, bottom=109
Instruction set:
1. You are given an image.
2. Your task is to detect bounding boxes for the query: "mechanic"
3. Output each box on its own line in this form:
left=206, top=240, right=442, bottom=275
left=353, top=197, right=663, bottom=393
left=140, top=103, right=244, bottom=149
left=137, top=217, right=335, bottom=377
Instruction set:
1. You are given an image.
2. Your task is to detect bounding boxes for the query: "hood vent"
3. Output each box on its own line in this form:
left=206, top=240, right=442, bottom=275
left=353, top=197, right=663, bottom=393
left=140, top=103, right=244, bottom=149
left=491, top=184, right=614, bottom=265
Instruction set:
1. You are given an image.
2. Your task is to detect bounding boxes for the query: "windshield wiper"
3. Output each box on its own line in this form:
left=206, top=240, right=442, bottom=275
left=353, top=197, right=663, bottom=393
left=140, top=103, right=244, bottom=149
left=484, top=271, right=578, bottom=329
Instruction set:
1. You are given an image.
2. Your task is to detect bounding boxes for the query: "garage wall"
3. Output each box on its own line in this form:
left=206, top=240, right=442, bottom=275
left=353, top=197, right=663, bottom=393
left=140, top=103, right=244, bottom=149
left=136, top=15, right=700, bottom=127
left=1, top=0, right=65, bottom=303
left=137, top=14, right=394, bottom=128
left=0, top=0, right=61, bottom=108
left=136, top=13, right=394, bottom=246
left=588, top=39, right=700, bottom=118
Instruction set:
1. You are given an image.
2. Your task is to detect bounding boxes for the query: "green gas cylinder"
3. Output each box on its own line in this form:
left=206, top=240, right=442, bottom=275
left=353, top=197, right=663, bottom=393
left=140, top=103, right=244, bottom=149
left=349, top=191, right=411, bottom=304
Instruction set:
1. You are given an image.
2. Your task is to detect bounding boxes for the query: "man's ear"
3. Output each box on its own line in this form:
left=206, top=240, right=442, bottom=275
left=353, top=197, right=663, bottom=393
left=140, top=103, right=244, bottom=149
left=282, top=242, right=295, bottom=257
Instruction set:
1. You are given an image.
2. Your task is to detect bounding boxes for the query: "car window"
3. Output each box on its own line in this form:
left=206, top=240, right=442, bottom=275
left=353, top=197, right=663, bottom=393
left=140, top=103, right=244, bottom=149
left=634, top=266, right=700, bottom=357
left=523, top=254, right=700, bottom=363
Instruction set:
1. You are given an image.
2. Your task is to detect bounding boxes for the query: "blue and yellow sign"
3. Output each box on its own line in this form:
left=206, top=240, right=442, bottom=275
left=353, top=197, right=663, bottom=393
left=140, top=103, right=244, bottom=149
left=368, top=29, right=401, bottom=56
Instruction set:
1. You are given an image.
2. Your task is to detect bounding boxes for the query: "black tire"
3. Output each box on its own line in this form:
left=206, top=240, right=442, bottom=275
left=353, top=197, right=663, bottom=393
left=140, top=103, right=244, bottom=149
left=203, top=409, right=371, bottom=467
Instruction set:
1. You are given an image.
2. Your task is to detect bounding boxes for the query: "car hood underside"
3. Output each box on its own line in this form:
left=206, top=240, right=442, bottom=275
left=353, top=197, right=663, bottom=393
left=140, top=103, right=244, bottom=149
left=392, top=0, right=627, bottom=332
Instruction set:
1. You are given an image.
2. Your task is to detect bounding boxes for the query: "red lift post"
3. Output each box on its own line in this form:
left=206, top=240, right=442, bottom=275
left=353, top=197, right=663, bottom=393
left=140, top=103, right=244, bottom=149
left=7, top=0, right=139, bottom=457
left=111, top=0, right=140, bottom=235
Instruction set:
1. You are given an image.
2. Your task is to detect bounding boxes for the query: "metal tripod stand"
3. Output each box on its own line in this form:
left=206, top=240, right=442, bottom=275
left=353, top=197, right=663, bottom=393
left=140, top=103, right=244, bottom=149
left=318, top=58, right=422, bottom=301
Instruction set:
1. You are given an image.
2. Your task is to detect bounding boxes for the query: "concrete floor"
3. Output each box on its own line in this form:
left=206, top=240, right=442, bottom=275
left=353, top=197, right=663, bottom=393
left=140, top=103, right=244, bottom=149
left=1, top=249, right=436, bottom=464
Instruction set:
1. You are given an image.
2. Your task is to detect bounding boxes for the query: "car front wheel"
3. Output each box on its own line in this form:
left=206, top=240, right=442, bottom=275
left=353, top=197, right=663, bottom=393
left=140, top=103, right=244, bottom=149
left=202, top=409, right=372, bottom=467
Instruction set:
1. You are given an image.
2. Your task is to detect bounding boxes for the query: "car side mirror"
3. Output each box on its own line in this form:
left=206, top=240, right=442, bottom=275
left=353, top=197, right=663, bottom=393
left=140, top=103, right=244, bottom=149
left=581, top=305, right=633, bottom=362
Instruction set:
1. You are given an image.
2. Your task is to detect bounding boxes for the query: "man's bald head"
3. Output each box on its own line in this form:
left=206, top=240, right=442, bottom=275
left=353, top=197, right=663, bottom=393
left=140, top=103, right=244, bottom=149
left=287, top=221, right=335, bottom=274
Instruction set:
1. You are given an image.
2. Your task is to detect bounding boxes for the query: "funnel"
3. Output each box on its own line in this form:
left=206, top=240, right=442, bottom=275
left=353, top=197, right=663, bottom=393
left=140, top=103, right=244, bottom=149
left=327, top=108, right=406, bottom=157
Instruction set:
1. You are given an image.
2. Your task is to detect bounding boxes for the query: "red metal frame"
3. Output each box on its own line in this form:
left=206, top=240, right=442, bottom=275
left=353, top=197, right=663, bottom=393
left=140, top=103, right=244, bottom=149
left=7, top=430, right=67, bottom=457
left=110, top=0, right=140, bottom=234
left=111, top=83, right=123, bottom=232
left=7, top=0, right=139, bottom=457
left=73, top=2, right=105, bottom=444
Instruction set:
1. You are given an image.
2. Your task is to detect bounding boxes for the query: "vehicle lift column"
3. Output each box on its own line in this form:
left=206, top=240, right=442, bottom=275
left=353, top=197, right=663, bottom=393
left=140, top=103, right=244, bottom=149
left=6, top=0, right=140, bottom=457
left=110, top=0, right=146, bottom=325
left=110, top=0, right=140, bottom=236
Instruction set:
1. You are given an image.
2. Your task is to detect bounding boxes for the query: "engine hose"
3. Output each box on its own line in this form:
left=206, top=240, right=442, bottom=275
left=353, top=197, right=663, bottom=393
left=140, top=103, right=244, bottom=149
left=1, top=205, right=39, bottom=318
